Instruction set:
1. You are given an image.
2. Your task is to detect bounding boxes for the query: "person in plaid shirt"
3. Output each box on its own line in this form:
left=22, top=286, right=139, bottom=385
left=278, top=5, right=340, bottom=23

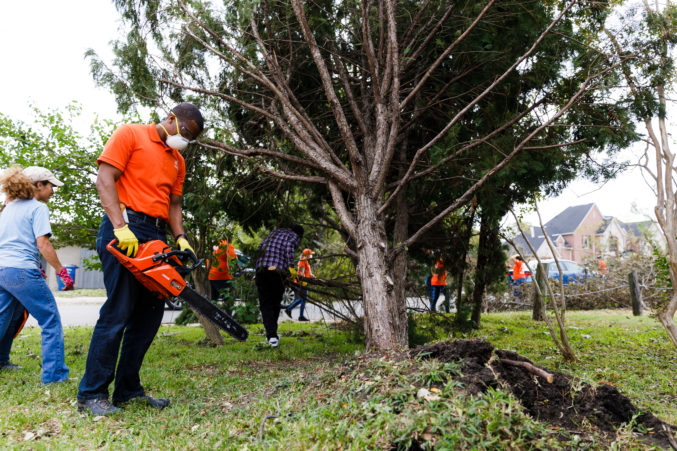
left=255, top=225, right=303, bottom=347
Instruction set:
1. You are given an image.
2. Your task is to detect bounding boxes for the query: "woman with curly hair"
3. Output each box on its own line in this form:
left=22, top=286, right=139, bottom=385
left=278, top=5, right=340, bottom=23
left=0, top=166, right=73, bottom=383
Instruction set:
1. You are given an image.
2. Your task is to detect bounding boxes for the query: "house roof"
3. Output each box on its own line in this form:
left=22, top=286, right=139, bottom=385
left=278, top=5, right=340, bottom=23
left=621, top=221, right=653, bottom=237
left=596, top=216, right=613, bottom=234
left=510, top=204, right=595, bottom=255
left=542, top=203, right=595, bottom=235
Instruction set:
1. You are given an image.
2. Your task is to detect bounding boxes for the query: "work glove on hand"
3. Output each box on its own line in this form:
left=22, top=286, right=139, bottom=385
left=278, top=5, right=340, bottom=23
left=288, top=267, right=298, bottom=279
left=57, top=267, right=74, bottom=291
left=177, top=237, right=197, bottom=260
left=114, top=225, right=138, bottom=257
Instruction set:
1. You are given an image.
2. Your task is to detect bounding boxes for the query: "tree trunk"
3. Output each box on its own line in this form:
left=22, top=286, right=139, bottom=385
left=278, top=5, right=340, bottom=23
left=192, top=266, right=224, bottom=345
left=355, top=193, right=407, bottom=350
left=532, top=264, right=546, bottom=321
left=657, top=305, right=677, bottom=348
left=391, top=147, right=410, bottom=343
left=471, top=214, right=491, bottom=325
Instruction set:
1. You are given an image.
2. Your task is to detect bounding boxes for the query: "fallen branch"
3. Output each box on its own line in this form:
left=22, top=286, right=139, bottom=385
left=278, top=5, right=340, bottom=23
left=500, top=358, right=554, bottom=383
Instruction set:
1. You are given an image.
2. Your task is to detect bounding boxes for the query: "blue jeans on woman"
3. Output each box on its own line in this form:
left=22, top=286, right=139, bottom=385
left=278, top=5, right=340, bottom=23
left=287, top=288, right=307, bottom=318
left=0, top=267, right=69, bottom=384
left=77, top=214, right=167, bottom=403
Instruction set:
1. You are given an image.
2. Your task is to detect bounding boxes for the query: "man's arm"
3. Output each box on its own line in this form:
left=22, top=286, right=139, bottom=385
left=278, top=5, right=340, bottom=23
left=168, top=193, right=185, bottom=240
left=36, top=235, right=64, bottom=272
left=96, top=163, right=125, bottom=229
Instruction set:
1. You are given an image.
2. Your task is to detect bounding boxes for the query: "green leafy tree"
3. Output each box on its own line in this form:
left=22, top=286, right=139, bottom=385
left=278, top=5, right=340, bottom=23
left=0, top=104, right=119, bottom=250
left=89, top=0, right=635, bottom=349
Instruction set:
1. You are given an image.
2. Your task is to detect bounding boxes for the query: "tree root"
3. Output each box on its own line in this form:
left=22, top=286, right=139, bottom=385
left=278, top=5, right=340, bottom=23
left=500, top=358, right=554, bottom=383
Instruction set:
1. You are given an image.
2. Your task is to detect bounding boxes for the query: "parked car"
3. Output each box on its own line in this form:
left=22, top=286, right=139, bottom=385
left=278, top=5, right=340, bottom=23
left=526, top=259, right=589, bottom=285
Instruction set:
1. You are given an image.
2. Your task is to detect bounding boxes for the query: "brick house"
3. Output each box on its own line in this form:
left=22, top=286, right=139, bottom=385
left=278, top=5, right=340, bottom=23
left=512, top=203, right=659, bottom=264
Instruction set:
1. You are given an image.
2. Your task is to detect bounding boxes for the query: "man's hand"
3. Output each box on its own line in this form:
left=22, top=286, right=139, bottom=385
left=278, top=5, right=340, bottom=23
left=114, top=225, right=138, bottom=257
left=57, top=267, right=74, bottom=291
left=177, top=237, right=197, bottom=259
left=289, top=267, right=298, bottom=279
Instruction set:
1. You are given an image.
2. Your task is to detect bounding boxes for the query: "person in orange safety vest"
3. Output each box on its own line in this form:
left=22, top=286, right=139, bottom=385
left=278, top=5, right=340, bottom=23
left=209, top=239, right=239, bottom=306
left=511, top=254, right=527, bottom=298
left=284, top=248, right=315, bottom=321
left=597, top=256, right=607, bottom=276
left=430, top=257, right=448, bottom=312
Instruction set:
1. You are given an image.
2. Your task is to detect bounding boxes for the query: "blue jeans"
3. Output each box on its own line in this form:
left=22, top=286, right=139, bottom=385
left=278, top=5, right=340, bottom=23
left=287, top=288, right=307, bottom=318
left=430, top=285, right=443, bottom=312
left=513, top=278, right=525, bottom=298
left=0, top=267, right=69, bottom=384
left=77, top=214, right=167, bottom=403
left=0, top=302, right=25, bottom=363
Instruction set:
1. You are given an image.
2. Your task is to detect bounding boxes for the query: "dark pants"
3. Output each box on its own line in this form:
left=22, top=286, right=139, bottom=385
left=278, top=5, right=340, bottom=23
left=209, top=280, right=233, bottom=301
left=255, top=269, right=285, bottom=339
left=77, top=214, right=167, bottom=403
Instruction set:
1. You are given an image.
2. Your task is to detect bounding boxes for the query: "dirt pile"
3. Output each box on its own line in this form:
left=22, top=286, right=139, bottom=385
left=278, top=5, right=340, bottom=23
left=411, top=339, right=677, bottom=449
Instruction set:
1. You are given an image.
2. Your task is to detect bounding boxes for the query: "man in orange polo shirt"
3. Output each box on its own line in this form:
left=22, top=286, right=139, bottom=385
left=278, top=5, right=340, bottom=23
left=77, top=103, right=204, bottom=416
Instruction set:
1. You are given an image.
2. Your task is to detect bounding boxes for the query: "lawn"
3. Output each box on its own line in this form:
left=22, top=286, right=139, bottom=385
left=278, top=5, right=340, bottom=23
left=0, top=310, right=674, bottom=449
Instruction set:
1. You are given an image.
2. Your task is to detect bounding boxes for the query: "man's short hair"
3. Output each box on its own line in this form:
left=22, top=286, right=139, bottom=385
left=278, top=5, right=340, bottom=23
left=291, top=224, right=304, bottom=238
left=172, top=102, right=204, bottom=133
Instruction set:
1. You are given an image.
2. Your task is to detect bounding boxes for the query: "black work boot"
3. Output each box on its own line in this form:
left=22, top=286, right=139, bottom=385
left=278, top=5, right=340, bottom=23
left=77, top=398, right=122, bottom=416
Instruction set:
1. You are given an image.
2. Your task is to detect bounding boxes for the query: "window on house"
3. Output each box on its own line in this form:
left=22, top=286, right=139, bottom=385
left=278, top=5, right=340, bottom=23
left=609, top=237, right=618, bottom=253
left=583, top=236, right=590, bottom=249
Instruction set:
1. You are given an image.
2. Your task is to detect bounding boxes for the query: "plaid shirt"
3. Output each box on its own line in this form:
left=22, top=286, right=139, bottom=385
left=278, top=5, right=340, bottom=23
left=256, top=228, right=301, bottom=272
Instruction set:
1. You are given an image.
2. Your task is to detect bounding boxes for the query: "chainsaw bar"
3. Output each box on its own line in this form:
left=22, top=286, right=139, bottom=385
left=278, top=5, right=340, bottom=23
left=178, top=285, right=249, bottom=341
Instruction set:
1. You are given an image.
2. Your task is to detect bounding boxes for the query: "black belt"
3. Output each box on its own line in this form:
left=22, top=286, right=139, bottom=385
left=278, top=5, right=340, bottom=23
left=127, top=209, right=166, bottom=229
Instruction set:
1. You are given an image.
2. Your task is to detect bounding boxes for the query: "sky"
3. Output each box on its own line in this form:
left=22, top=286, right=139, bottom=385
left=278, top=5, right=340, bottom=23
left=0, top=1, right=664, bottom=227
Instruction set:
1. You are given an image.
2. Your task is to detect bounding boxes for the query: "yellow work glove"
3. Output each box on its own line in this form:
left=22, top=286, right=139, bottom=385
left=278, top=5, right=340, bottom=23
left=177, top=237, right=196, bottom=257
left=114, top=225, right=138, bottom=257
left=289, top=267, right=298, bottom=279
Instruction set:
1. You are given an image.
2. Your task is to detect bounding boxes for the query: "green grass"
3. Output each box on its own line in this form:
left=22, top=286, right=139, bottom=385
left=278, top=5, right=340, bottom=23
left=53, top=288, right=106, bottom=298
left=1, top=310, right=674, bottom=448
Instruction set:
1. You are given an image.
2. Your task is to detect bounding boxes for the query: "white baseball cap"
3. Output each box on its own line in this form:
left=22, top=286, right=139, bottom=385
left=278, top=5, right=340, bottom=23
left=22, top=166, right=64, bottom=187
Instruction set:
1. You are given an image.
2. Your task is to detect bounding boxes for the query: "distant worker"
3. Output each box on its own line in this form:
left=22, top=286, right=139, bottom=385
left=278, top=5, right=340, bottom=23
left=511, top=255, right=526, bottom=298
left=597, top=256, right=607, bottom=276
left=209, top=238, right=238, bottom=306
left=285, top=248, right=315, bottom=321
left=255, top=225, right=303, bottom=347
left=0, top=166, right=73, bottom=382
left=430, top=257, right=447, bottom=312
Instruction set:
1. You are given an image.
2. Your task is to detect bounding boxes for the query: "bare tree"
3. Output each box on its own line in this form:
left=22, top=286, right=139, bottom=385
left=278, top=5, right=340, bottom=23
left=92, top=0, right=628, bottom=349
left=602, top=1, right=677, bottom=347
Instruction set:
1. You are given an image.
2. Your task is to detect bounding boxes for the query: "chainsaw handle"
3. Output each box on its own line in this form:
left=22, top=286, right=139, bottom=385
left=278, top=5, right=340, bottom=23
left=152, top=249, right=204, bottom=271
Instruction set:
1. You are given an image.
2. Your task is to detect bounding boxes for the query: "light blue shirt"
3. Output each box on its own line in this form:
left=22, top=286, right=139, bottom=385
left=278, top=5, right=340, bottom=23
left=0, top=198, right=52, bottom=269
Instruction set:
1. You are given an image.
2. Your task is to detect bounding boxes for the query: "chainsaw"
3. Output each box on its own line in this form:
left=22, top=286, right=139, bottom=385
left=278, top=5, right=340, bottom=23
left=106, top=239, right=248, bottom=341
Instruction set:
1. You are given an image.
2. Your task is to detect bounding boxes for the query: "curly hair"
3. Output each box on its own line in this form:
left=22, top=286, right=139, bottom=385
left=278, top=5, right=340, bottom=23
left=0, top=166, right=35, bottom=201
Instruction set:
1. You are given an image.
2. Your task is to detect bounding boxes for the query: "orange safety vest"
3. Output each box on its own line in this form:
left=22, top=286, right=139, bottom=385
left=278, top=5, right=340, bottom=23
left=598, top=259, right=607, bottom=274
left=512, top=260, right=526, bottom=281
left=431, top=259, right=447, bottom=286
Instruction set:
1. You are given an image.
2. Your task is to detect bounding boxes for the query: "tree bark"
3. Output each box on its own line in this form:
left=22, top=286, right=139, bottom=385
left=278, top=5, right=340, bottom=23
left=355, top=192, right=406, bottom=350
left=193, top=266, right=224, bottom=345
left=471, top=213, right=492, bottom=325
left=628, top=270, right=643, bottom=316
left=532, top=264, right=546, bottom=321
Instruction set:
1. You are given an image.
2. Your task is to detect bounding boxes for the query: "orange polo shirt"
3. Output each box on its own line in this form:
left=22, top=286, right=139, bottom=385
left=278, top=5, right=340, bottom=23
left=97, top=123, right=185, bottom=222
left=209, top=241, right=237, bottom=281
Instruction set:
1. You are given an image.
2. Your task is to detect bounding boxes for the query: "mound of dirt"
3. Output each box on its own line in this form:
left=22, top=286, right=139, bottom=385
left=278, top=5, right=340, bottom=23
left=411, top=339, right=676, bottom=449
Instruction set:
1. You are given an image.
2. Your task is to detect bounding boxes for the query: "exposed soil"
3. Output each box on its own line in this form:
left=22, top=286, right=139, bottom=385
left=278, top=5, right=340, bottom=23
left=411, top=339, right=677, bottom=449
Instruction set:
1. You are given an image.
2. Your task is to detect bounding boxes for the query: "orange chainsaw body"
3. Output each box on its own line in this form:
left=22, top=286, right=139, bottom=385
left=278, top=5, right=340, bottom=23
left=106, top=239, right=186, bottom=299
